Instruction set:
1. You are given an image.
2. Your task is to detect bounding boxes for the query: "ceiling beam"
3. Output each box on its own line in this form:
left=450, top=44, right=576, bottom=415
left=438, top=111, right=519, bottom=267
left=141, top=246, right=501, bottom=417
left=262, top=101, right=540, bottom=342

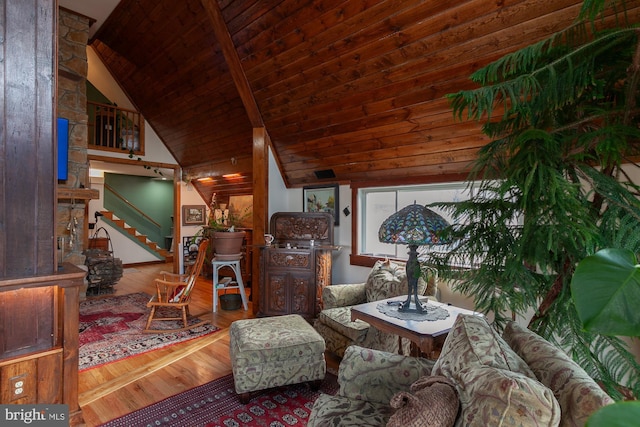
left=201, top=0, right=264, bottom=128
left=200, top=2, right=273, bottom=298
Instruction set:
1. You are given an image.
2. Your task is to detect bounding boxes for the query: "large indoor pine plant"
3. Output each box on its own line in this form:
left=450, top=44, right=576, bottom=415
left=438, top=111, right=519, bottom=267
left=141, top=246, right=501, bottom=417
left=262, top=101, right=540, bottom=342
left=430, top=0, right=640, bottom=400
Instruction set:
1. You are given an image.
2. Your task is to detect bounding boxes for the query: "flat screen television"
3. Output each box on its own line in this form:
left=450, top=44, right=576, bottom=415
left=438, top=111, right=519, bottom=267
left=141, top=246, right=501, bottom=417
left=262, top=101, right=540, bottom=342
left=57, top=117, right=69, bottom=180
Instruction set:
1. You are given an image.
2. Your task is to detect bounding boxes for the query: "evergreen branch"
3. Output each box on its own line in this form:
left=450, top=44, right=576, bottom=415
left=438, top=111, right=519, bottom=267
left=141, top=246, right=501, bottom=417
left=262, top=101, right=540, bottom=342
left=449, top=27, right=638, bottom=122
left=579, top=0, right=631, bottom=24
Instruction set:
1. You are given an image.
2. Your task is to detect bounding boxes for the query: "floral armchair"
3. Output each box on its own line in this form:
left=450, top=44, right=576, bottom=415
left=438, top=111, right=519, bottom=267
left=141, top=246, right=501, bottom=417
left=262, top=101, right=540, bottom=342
left=313, top=259, right=438, bottom=357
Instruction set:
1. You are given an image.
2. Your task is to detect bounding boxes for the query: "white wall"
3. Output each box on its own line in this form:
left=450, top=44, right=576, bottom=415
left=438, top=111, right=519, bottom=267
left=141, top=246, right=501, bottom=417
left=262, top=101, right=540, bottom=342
left=86, top=47, right=177, bottom=165
left=268, top=146, right=290, bottom=216
left=330, top=185, right=371, bottom=284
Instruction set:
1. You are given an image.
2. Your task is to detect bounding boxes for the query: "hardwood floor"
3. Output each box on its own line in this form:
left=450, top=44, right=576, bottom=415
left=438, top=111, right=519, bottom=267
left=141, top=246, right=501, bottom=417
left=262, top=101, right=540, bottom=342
left=78, top=262, right=255, bottom=426
left=78, top=262, right=341, bottom=426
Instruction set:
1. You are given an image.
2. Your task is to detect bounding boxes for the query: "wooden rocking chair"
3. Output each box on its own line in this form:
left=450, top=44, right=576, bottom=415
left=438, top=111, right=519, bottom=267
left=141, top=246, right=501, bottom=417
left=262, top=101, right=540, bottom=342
left=144, top=238, right=210, bottom=333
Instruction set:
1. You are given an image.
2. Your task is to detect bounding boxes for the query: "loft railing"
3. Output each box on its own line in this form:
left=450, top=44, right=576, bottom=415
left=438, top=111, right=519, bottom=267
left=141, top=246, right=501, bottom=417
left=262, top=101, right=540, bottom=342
left=87, top=101, right=145, bottom=154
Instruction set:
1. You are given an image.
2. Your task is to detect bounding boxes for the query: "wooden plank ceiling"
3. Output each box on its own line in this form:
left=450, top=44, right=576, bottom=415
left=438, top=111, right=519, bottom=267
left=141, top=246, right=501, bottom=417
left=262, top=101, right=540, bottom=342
left=90, top=0, right=640, bottom=204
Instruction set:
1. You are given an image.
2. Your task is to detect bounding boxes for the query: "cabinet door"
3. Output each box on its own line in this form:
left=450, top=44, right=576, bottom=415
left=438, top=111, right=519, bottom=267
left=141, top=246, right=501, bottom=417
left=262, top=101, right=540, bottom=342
left=288, top=271, right=315, bottom=317
left=261, top=269, right=289, bottom=316
left=260, top=248, right=318, bottom=317
left=262, top=270, right=315, bottom=317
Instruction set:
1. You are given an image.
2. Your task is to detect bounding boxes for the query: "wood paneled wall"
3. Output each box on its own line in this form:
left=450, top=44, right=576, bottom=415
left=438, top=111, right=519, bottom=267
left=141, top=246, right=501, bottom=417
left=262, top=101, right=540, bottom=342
left=0, top=0, right=57, bottom=278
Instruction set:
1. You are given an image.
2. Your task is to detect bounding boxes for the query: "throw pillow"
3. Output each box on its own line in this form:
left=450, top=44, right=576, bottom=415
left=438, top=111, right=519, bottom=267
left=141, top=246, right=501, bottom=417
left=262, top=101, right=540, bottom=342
left=432, top=314, right=536, bottom=380
left=502, top=321, right=614, bottom=427
left=456, top=366, right=561, bottom=427
left=170, top=285, right=186, bottom=302
left=365, top=259, right=429, bottom=302
left=338, top=346, right=434, bottom=406
left=387, top=375, right=459, bottom=427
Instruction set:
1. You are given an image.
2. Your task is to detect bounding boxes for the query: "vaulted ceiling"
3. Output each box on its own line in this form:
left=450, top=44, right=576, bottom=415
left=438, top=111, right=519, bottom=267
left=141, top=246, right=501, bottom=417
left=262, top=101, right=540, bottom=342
left=88, top=0, right=640, bottom=204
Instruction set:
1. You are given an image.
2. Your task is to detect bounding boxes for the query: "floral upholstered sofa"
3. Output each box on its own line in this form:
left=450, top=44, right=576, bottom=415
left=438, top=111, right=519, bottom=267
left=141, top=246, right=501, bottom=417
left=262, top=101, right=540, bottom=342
left=308, top=314, right=614, bottom=427
left=313, top=259, right=438, bottom=357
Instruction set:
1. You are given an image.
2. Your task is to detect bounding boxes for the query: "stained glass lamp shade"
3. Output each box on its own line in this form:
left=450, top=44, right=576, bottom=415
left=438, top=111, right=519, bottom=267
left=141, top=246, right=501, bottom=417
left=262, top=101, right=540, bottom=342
left=378, top=202, right=450, bottom=313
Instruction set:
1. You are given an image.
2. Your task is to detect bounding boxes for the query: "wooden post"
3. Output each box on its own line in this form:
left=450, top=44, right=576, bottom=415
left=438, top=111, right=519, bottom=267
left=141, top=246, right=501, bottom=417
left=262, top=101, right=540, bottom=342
left=252, top=128, right=269, bottom=314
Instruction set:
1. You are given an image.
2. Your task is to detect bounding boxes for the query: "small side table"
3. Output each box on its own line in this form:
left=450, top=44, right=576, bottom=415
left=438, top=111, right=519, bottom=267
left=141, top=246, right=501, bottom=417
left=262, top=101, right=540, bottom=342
left=351, top=298, right=480, bottom=359
left=212, top=258, right=249, bottom=312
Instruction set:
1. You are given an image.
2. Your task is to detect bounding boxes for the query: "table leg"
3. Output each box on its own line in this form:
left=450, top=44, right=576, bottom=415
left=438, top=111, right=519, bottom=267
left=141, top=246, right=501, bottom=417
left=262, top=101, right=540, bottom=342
left=231, top=261, right=249, bottom=311
left=414, top=337, right=443, bottom=360
left=410, top=342, right=422, bottom=357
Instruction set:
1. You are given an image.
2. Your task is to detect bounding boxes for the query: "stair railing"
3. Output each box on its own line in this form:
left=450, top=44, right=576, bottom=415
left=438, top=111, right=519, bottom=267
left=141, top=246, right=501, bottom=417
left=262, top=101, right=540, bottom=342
left=105, top=183, right=160, bottom=228
left=103, top=183, right=165, bottom=247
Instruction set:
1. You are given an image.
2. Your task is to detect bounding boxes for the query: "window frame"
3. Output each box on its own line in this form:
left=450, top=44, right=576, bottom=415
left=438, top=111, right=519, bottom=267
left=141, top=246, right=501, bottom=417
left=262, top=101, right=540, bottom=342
left=349, top=175, right=467, bottom=268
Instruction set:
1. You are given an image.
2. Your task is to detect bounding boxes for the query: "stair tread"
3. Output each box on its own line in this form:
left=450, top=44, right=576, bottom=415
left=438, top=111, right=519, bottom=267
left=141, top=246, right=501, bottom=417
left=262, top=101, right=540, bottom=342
left=99, top=209, right=172, bottom=262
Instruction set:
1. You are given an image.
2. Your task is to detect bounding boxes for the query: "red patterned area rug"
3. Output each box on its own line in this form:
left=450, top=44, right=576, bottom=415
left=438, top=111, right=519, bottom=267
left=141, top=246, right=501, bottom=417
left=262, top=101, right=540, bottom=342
left=99, top=373, right=338, bottom=427
left=79, top=292, right=219, bottom=371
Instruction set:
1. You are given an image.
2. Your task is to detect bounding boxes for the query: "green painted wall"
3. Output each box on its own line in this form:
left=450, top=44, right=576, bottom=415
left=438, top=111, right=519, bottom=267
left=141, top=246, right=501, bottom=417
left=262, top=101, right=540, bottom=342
left=104, top=173, right=174, bottom=248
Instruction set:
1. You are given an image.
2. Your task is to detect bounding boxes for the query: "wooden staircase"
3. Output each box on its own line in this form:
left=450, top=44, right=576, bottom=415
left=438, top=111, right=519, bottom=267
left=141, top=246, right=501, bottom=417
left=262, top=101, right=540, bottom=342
left=99, top=210, right=173, bottom=262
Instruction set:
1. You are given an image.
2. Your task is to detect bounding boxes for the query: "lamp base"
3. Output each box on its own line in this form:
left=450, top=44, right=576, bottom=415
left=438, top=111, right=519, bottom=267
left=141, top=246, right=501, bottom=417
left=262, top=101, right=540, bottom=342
left=387, top=297, right=429, bottom=313
left=399, top=296, right=429, bottom=313
left=400, top=243, right=429, bottom=313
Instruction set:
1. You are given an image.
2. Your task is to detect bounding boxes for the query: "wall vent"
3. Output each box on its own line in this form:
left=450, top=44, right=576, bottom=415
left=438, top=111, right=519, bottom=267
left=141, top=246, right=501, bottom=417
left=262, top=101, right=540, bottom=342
left=314, top=169, right=336, bottom=179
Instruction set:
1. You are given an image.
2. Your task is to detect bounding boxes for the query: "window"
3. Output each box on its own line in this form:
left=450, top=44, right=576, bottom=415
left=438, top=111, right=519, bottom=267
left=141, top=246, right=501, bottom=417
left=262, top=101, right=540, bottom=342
left=354, top=181, right=473, bottom=265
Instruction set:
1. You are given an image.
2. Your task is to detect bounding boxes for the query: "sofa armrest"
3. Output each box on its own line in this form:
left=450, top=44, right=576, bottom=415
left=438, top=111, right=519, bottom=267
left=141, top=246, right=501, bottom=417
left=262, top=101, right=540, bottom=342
left=337, top=345, right=435, bottom=406
left=503, top=321, right=614, bottom=425
left=322, top=283, right=367, bottom=309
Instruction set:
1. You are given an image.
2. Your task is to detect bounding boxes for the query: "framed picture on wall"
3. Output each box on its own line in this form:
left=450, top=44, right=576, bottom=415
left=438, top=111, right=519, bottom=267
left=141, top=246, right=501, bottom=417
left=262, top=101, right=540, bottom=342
left=303, top=184, right=339, bottom=226
left=182, top=205, right=206, bottom=226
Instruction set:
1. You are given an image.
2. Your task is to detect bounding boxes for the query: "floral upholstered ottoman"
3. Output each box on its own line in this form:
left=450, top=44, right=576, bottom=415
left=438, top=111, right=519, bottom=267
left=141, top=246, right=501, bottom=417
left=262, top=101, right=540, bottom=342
left=229, top=314, right=326, bottom=402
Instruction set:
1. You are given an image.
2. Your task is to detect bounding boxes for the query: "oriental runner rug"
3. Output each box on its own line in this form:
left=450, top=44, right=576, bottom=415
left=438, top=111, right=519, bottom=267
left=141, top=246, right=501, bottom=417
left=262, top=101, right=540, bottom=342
left=99, top=373, right=339, bottom=427
left=79, top=292, right=219, bottom=371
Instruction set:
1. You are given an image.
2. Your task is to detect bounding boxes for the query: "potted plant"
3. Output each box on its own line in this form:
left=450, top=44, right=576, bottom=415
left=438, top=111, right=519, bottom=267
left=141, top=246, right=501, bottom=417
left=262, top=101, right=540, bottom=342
left=189, top=204, right=252, bottom=277
left=428, top=0, right=640, bottom=401
left=570, top=248, right=640, bottom=425
left=211, top=226, right=245, bottom=259
left=203, top=205, right=252, bottom=259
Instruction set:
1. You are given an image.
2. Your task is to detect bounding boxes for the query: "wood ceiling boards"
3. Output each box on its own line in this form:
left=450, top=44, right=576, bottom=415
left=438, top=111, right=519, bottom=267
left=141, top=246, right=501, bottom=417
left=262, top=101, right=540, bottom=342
left=90, top=0, right=640, bottom=203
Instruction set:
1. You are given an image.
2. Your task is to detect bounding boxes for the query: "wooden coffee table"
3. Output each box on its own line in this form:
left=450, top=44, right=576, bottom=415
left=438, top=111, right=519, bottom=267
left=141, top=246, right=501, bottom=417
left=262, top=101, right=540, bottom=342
left=350, top=297, right=479, bottom=358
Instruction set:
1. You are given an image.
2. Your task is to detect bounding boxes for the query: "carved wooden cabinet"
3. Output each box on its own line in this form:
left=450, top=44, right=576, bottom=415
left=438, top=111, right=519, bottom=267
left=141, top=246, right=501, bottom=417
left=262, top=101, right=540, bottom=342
left=259, top=212, right=336, bottom=319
